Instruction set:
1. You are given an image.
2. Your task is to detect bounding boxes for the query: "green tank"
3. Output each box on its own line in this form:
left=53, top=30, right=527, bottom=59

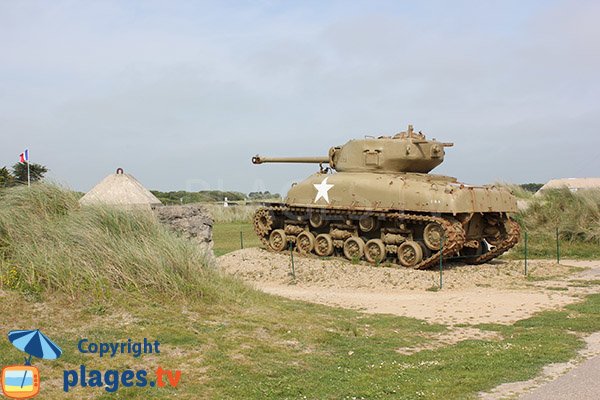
left=251, top=125, right=520, bottom=269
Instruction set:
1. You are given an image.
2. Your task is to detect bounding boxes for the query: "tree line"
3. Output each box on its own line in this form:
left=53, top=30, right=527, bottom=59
left=0, top=163, right=48, bottom=187
left=150, top=190, right=281, bottom=205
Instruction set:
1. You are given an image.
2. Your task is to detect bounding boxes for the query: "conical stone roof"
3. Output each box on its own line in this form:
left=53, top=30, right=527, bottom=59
left=79, top=168, right=162, bottom=209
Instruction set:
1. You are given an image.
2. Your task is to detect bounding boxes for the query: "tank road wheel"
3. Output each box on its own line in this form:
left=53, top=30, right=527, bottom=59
left=309, top=212, right=326, bottom=229
left=269, top=229, right=288, bottom=252
left=343, top=237, right=365, bottom=260
left=296, top=231, right=316, bottom=254
left=254, top=208, right=274, bottom=236
left=397, top=240, right=424, bottom=268
left=365, top=239, right=386, bottom=263
left=314, top=234, right=334, bottom=257
left=423, top=222, right=444, bottom=250
left=359, top=216, right=379, bottom=233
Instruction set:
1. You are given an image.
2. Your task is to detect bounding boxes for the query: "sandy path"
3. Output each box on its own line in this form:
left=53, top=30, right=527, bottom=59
left=257, top=285, right=576, bottom=325
left=218, top=249, right=599, bottom=325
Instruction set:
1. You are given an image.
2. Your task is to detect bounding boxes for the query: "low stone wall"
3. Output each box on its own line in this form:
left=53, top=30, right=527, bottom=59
left=154, top=205, right=214, bottom=258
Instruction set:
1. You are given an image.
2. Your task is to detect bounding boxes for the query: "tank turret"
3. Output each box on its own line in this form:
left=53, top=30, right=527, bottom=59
left=252, top=125, right=454, bottom=173
left=251, top=125, right=520, bottom=270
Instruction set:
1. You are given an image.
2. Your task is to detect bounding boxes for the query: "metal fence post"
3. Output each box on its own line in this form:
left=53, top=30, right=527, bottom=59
left=289, top=242, right=295, bottom=279
left=240, top=230, right=244, bottom=249
left=524, top=231, right=528, bottom=276
left=439, top=235, right=444, bottom=289
left=556, top=227, right=560, bottom=264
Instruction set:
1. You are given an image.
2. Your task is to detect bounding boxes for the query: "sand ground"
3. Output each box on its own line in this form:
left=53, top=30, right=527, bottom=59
left=218, top=248, right=597, bottom=326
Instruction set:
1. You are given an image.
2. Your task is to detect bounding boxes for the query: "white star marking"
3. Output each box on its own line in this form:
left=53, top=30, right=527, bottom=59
left=313, top=177, right=334, bottom=203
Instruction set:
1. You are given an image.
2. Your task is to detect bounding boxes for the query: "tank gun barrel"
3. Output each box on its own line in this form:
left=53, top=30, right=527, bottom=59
left=252, top=155, right=330, bottom=165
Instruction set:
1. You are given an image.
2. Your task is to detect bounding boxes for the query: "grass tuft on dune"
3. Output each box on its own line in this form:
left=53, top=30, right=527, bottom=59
left=0, top=184, right=248, bottom=301
left=508, top=189, right=600, bottom=259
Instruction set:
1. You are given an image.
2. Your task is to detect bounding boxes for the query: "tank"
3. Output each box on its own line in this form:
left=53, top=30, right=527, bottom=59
left=251, top=125, right=520, bottom=269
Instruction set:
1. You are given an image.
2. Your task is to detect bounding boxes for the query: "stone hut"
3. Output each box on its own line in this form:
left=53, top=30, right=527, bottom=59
left=79, top=168, right=162, bottom=209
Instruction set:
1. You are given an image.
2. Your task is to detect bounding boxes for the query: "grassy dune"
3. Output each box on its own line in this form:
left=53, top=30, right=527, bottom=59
left=0, top=184, right=244, bottom=302
left=509, top=189, right=600, bottom=259
left=520, top=189, right=600, bottom=243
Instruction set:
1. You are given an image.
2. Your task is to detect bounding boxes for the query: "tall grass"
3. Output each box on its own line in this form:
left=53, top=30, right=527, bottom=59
left=505, top=188, right=600, bottom=259
left=0, top=184, right=248, bottom=301
left=520, top=189, right=600, bottom=243
left=204, top=203, right=258, bottom=223
left=496, top=182, right=534, bottom=200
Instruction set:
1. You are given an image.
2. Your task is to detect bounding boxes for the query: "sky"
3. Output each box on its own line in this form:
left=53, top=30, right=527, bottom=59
left=1, top=0, right=599, bottom=194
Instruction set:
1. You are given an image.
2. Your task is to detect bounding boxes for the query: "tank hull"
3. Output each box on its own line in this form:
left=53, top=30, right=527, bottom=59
left=286, top=172, right=517, bottom=214
left=253, top=172, right=520, bottom=269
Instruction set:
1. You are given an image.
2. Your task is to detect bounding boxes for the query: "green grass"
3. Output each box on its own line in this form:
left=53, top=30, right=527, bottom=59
left=505, top=233, right=600, bottom=260
left=2, top=289, right=600, bottom=399
left=212, top=222, right=261, bottom=256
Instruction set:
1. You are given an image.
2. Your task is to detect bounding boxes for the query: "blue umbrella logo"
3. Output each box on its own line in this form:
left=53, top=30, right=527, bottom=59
left=8, top=329, right=62, bottom=364
left=7, top=329, right=62, bottom=390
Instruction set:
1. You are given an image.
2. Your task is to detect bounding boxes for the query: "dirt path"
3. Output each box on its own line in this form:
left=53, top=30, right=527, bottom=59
left=257, top=285, right=576, bottom=325
left=218, top=248, right=596, bottom=325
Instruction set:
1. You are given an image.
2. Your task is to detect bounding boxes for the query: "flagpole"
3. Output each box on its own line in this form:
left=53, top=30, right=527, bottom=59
left=27, top=152, right=30, bottom=187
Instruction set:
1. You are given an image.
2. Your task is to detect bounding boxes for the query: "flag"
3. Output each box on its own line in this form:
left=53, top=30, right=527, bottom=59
left=19, top=149, right=29, bottom=163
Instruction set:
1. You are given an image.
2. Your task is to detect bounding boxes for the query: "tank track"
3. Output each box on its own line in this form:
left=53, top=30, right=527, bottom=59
left=253, top=205, right=468, bottom=269
left=463, top=219, right=521, bottom=265
left=391, top=213, right=465, bottom=269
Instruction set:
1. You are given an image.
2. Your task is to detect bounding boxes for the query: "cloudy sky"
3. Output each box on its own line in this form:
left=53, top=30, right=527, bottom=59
left=1, top=0, right=599, bottom=194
